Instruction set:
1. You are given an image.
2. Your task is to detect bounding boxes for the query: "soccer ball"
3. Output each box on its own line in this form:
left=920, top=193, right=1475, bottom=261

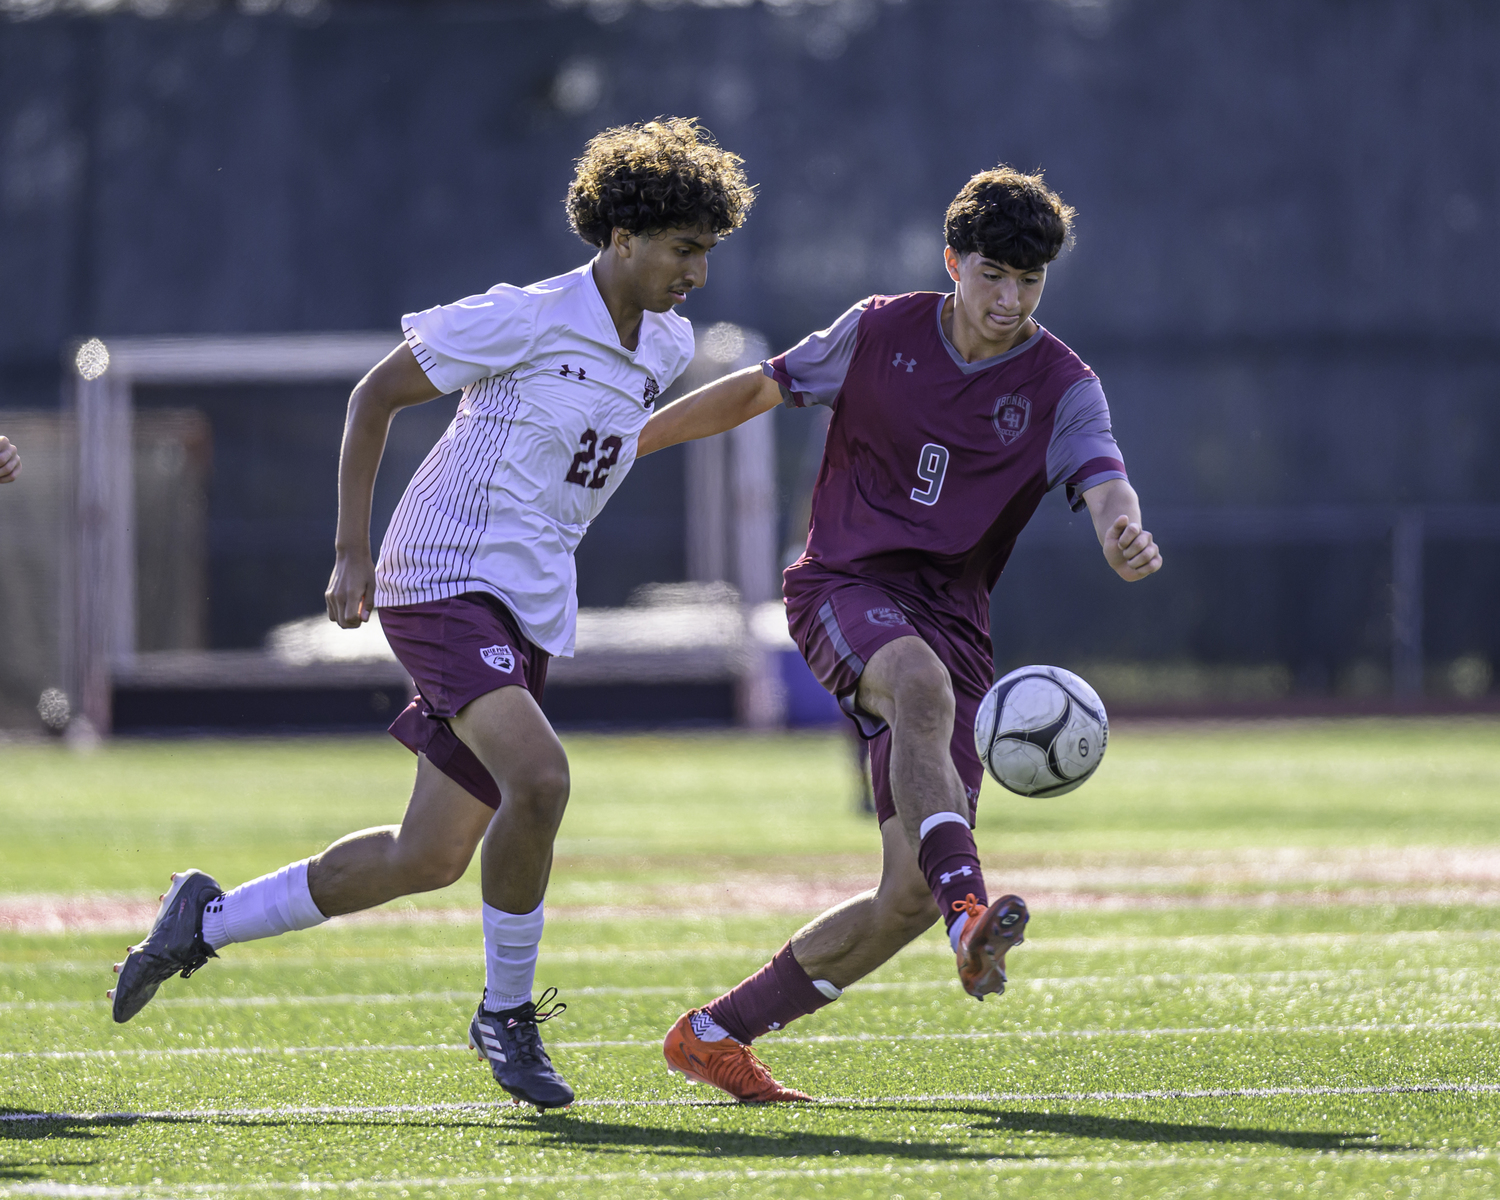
left=974, top=665, right=1108, bottom=797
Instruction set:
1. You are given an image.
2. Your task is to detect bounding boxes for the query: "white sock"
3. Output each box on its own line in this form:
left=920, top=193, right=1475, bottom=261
left=690, top=1010, right=734, bottom=1041
left=201, top=859, right=327, bottom=950
left=483, top=901, right=545, bottom=1012
left=950, top=921, right=965, bottom=953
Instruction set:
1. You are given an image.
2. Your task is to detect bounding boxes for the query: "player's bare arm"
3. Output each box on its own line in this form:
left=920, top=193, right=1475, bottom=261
left=325, top=345, right=442, bottom=628
left=637, top=364, right=780, bottom=456
left=0, top=435, right=20, bottom=484
left=1084, top=477, right=1163, bottom=581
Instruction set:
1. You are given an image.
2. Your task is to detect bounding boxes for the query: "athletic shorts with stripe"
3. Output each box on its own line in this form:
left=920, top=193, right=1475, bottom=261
left=379, top=591, right=548, bottom=809
left=784, top=578, right=990, bottom=827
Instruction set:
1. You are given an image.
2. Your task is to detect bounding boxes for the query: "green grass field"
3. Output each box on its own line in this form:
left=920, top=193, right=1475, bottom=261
left=4, top=719, right=1500, bottom=1198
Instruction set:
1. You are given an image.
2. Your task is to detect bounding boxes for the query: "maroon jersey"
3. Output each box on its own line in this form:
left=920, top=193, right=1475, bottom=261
left=766, top=292, right=1127, bottom=645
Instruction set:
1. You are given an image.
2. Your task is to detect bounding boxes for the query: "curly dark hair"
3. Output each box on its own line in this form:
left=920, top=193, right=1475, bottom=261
left=565, top=117, right=755, bottom=248
left=944, top=166, right=1076, bottom=271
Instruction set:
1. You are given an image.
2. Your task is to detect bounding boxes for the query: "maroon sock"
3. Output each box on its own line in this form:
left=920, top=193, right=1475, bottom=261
left=918, top=819, right=989, bottom=935
left=704, top=942, right=834, bottom=1044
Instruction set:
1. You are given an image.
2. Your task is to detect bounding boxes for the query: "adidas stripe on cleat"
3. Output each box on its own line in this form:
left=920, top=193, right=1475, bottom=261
left=467, top=988, right=575, bottom=1111
left=110, top=869, right=223, bottom=1023
left=953, top=893, right=1028, bottom=1000
left=663, top=1009, right=812, bottom=1103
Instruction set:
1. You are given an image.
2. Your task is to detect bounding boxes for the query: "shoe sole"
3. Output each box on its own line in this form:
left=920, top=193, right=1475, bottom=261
left=961, top=896, right=1029, bottom=1000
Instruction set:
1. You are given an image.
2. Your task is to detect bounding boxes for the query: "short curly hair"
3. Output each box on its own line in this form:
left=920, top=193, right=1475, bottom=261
left=944, top=165, right=1076, bottom=271
left=566, top=117, right=755, bottom=248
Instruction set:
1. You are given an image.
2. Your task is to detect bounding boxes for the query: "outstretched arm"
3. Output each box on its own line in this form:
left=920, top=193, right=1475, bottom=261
left=1082, top=478, right=1162, bottom=581
left=0, top=435, right=19, bottom=484
left=325, top=345, right=443, bottom=627
left=637, top=366, right=782, bottom=457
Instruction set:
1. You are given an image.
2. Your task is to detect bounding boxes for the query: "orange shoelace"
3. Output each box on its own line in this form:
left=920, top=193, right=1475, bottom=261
left=951, top=893, right=985, bottom=919
left=717, top=1040, right=779, bottom=1095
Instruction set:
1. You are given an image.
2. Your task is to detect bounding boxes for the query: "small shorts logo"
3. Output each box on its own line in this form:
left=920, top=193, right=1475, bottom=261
left=865, top=607, right=909, bottom=628
left=991, top=393, right=1032, bottom=446
left=480, top=644, right=516, bottom=673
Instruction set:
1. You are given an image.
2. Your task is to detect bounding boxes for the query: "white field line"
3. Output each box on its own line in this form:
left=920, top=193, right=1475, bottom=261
left=8, top=1019, right=1500, bottom=1063
left=6, top=962, right=1497, bottom=1012
left=5, top=1081, right=1500, bottom=1128
left=12, top=935, right=1500, bottom=974
left=6, top=1148, right=1500, bottom=1200
left=10, top=927, right=1500, bottom=976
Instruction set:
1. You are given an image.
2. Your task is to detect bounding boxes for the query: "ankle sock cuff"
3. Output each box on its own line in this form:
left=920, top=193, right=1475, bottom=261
left=918, top=811, right=970, bottom=840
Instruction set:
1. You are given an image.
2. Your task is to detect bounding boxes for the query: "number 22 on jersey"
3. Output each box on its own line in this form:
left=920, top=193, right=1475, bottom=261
left=910, top=442, right=950, bottom=507
left=565, top=428, right=623, bottom=490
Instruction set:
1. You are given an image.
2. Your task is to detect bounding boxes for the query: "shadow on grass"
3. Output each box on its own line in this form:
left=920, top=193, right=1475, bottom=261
left=847, top=1105, right=1400, bottom=1152
left=0, top=1110, right=1026, bottom=1164
left=0, top=1112, right=120, bottom=1144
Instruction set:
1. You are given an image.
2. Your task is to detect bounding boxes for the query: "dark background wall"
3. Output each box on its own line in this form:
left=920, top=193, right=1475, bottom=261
left=2, top=0, right=1496, bottom=683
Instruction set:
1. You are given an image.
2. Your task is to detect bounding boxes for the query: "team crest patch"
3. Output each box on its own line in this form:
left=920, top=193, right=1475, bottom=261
left=865, top=607, right=909, bottom=628
left=480, top=644, right=516, bottom=673
left=642, top=376, right=660, bottom=408
left=991, top=394, right=1032, bottom=446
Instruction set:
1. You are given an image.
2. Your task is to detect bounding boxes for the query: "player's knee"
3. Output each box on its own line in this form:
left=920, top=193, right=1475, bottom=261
left=883, top=876, right=941, bottom=934
left=507, top=763, right=571, bottom=827
left=890, top=657, right=955, bottom=730
left=391, top=838, right=472, bottom=892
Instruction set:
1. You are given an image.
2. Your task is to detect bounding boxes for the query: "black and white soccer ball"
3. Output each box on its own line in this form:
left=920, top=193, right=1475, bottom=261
left=974, top=665, right=1108, bottom=797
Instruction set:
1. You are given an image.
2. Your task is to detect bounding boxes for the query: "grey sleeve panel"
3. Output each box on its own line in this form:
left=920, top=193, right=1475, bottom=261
left=1045, top=376, right=1127, bottom=491
left=771, top=298, right=869, bottom=408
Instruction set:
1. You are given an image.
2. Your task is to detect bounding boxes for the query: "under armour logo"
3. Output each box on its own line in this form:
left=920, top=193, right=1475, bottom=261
left=939, top=865, right=974, bottom=885
left=560, top=364, right=587, bottom=380
left=892, top=352, right=917, bottom=372
left=768, top=1021, right=782, bottom=1030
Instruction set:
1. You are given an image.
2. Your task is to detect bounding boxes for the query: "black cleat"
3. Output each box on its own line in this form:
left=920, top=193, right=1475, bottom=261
left=109, top=869, right=222, bottom=1023
left=468, top=988, right=575, bottom=1110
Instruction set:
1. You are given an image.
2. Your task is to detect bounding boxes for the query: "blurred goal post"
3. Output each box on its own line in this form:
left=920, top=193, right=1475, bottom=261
left=61, top=325, right=781, bottom=734
left=64, top=333, right=403, bottom=735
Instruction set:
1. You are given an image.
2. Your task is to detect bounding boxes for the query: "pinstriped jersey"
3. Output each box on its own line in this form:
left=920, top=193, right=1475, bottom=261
left=374, top=263, right=695, bottom=656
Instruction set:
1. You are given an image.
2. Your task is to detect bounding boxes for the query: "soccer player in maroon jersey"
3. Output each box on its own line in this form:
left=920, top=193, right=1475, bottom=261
left=639, top=165, right=1162, bottom=1101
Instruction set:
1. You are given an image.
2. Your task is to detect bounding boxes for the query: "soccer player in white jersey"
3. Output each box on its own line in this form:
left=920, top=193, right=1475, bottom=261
left=108, top=119, right=754, bottom=1110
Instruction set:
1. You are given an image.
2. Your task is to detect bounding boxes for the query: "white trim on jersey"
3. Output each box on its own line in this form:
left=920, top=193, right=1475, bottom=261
left=374, top=263, right=695, bottom=657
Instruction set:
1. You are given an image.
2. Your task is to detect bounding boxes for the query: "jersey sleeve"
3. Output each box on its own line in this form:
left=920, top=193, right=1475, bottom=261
left=1045, top=376, right=1129, bottom=511
left=401, top=284, right=537, bottom=395
left=762, top=298, right=869, bottom=409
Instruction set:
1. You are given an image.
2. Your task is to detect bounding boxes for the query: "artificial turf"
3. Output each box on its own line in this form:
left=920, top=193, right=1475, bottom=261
left=3, top=722, right=1500, bottom=1197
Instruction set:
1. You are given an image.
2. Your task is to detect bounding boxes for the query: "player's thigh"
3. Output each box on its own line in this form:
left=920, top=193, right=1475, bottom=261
left=857, top=635, right=956, bottom=731
left=389, top=755, right=494, bottom=877
left=447, top=683, right=570, bottom=802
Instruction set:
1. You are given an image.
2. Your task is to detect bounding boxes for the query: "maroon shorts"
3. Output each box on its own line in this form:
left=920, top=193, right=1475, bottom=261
left=379, top=591, right=549, bottom=809
left=784, top=578, right=989, bottom=827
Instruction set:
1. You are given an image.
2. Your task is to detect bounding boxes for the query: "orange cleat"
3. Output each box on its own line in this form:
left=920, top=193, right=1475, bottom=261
left=663, top=1010, right=813, bottom=1103
left=953, top=893, right=1028, bottom=1000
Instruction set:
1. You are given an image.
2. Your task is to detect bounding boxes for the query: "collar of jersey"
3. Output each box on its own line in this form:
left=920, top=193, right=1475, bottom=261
left=932, top=294, right=1047, bottom=374
left=574, top=261, right=657, bottom=367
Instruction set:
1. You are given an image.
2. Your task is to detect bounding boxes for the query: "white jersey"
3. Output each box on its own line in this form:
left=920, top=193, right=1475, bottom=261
left=374, top=263, right=695, bottom=656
